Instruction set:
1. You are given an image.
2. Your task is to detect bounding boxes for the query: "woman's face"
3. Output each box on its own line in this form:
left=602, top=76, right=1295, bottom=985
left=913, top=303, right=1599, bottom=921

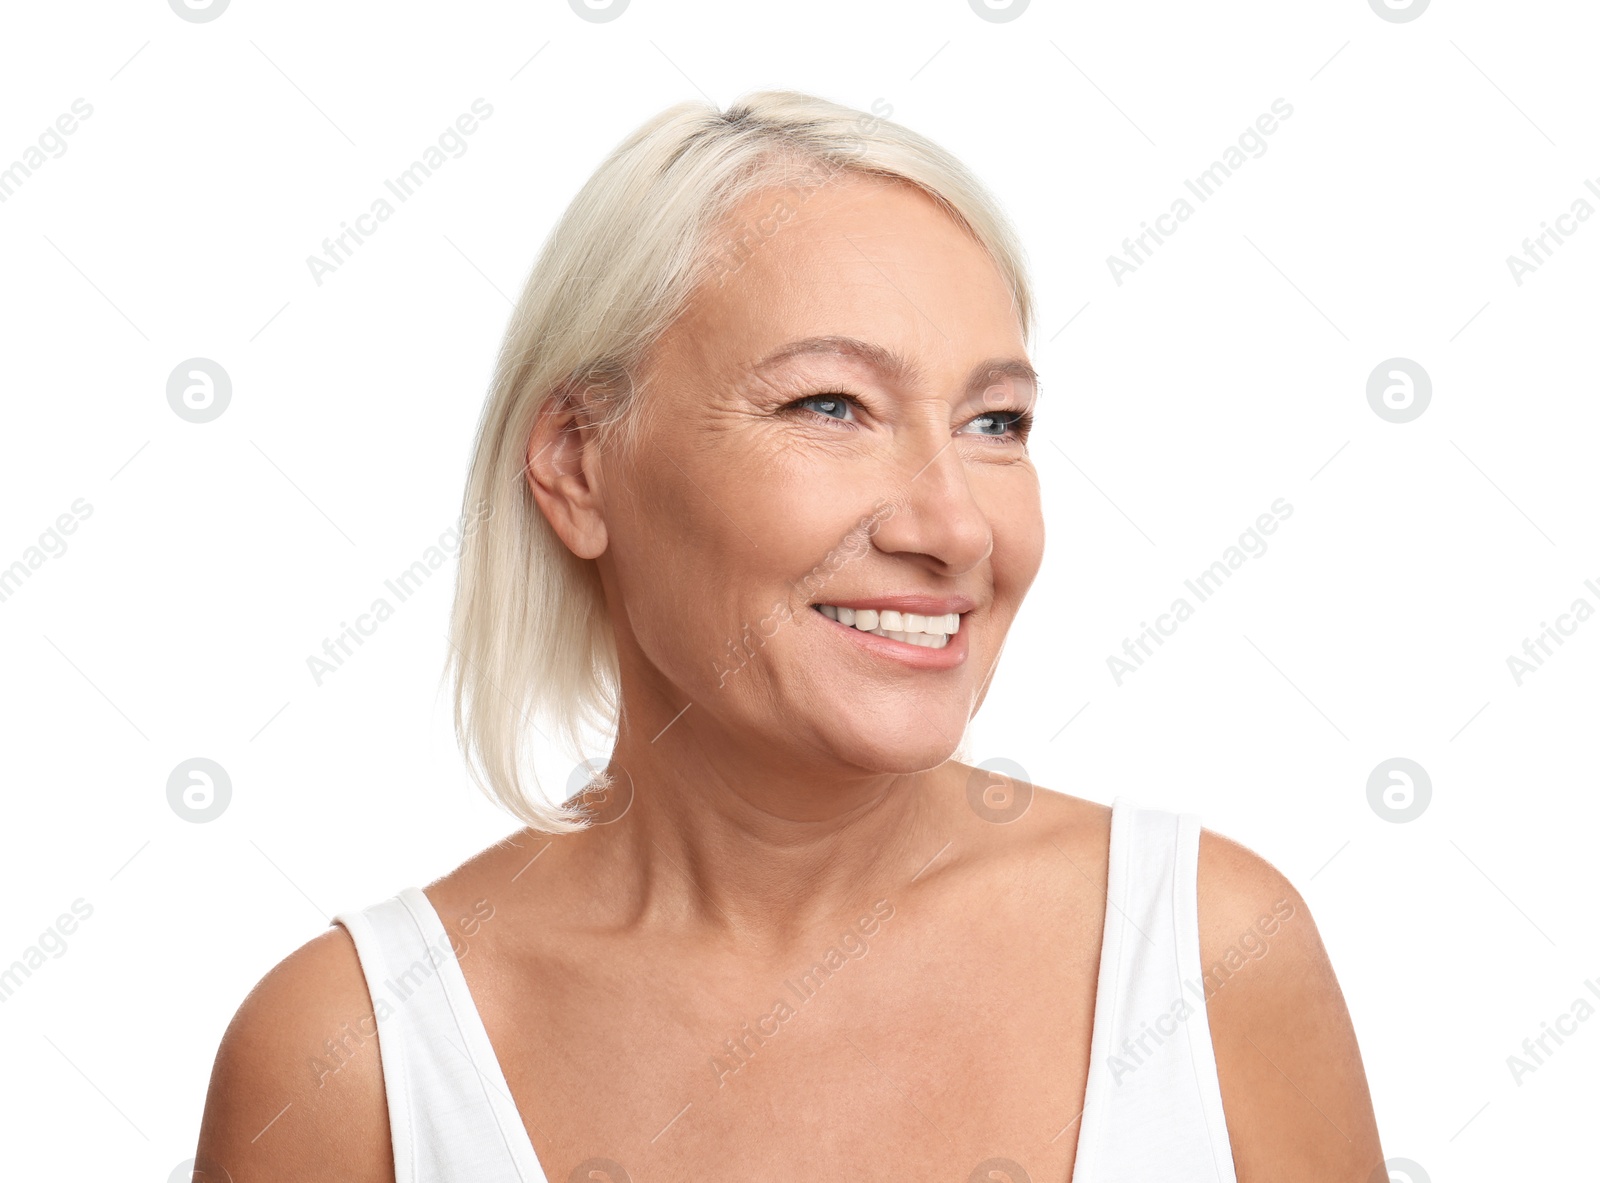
left=583, top=172, right=1043, bottom=780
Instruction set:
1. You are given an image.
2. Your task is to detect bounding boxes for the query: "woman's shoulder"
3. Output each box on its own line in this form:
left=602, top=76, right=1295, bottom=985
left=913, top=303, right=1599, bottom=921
left=960, top=781, right=1306, bottom=927
left=415, top=826, right=580, bottom=945
left=192, top=829, right=541, bottom=1179
left=1019, top=788, right=1384, bottom=1175
left=194, top=921, right=394, bottom=1182
left=961, top=775, right=1111, bottom=853
left=1020, top=784, right=1308, bottom=936
left=985, top=787, right=1312, bottom=928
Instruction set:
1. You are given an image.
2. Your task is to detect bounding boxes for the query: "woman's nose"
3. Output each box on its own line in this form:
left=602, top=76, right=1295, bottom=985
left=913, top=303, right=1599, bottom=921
left=867, top=436, right=994, bottom=575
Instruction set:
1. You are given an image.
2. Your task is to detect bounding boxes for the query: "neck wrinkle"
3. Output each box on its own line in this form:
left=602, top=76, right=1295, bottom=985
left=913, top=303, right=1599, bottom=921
left=591, top=710, right=946, bottom=952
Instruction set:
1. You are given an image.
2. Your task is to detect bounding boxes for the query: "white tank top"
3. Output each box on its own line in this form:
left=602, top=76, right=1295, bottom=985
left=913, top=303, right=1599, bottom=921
left=332, top=797, right=1237, bottom=1181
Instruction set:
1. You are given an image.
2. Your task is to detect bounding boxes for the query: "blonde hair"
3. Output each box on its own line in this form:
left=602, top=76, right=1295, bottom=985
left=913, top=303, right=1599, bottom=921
left=445, top=89, right=1035, bottom=832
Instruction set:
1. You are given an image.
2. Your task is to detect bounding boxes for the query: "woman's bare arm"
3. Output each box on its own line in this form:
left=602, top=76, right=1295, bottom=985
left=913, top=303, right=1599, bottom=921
left=1199, top=830, right=1385, bottom=1181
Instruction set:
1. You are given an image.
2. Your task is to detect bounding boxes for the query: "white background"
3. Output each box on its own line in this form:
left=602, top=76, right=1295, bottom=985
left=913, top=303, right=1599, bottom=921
left=1, top=0, right=1595, bottom=1178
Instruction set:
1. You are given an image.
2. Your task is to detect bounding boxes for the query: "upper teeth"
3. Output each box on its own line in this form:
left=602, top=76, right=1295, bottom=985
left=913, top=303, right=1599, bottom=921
left=814, top=604, right=961, bottom=646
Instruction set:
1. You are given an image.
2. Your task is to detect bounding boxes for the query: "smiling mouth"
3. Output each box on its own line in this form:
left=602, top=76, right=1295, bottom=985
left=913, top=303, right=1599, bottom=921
left=811, top=603, right=961, bottom=649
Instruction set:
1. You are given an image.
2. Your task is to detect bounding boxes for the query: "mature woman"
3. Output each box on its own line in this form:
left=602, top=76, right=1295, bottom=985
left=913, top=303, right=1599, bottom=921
left=196, top=91, right=1382, bottom=1182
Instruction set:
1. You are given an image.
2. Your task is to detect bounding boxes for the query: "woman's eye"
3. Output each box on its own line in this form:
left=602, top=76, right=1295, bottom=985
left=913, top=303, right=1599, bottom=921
left=789, top=393, right=858, bottom=422
left=963, top=410, right=1033, bottom=441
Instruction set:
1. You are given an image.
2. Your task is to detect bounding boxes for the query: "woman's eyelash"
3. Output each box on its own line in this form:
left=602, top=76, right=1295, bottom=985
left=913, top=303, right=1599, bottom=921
left=784, top=392, right=1032, bottom=440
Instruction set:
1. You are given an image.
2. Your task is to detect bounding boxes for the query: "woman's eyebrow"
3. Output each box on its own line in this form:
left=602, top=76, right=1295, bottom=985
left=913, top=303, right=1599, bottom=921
left=749, top=335, right=1039, bottom=398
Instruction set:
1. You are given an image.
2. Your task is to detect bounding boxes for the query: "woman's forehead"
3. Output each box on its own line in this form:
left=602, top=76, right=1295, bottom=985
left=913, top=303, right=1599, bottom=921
left=666, top=177, right=1025, bottom=377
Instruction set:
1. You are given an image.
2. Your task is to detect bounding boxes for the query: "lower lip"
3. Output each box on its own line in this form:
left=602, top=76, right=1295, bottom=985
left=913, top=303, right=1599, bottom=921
left=812, top=607, right=970, bottom=670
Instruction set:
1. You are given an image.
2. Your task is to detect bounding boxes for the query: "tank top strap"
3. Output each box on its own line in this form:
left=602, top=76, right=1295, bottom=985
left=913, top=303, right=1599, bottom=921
left=1071, top=797, right=1238, bottom=1181
left=332, top=888, right=548, bottom=1183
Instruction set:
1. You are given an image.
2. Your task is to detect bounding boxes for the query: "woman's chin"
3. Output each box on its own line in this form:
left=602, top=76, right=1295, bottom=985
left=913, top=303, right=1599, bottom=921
left=806, top=725, right=965, bottom=779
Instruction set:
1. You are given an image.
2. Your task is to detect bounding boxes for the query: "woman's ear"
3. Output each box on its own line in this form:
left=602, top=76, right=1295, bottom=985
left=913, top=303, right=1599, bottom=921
left=525, top=386, right=610, bottom=560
